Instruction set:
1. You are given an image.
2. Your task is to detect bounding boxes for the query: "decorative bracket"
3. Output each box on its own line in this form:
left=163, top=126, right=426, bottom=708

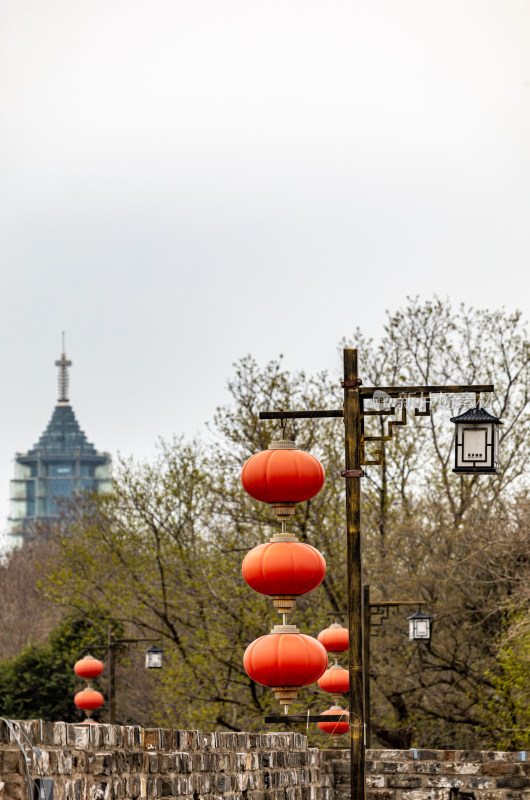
left=369, top=605, right=390, bottom=629
left=258, top=384, right=494, bottom=470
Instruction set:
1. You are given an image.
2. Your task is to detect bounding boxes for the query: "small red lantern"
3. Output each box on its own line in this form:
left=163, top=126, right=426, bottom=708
left=317, top=624, right=348, bottom=653
left=244, top=625, right=328, bottom=709
left=74, top=655, right=104, bottom=680
left=241, top=440, right=325, bottom=518
left=318, top=664, right=349, bottom=695
left=74, top=653, right=104, bottom=722
left=74, top=689, right=104, bottom=711
left=317, top=706, right=349, bottom=739
left=242, top=540, right=326, bottom=614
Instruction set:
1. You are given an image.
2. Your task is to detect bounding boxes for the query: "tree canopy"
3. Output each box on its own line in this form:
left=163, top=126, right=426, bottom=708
left=2, top=297, right=528, bottom=748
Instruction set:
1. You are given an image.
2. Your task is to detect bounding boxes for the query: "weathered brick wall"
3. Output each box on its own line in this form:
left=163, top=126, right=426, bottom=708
left=0, top=721, right=330, bottom=800
left=323, top=748, right=530, bottom=800
left=0, top=722, right=528, bottom=800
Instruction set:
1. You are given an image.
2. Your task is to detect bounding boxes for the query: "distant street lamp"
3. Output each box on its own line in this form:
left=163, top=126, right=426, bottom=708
left=145, top=645, right=163, bottom=669
left=328, top=588, right=430, bottom=748
left=407, top=609, right=433, bottom=641
left=87, top=626, right=163, bottom=723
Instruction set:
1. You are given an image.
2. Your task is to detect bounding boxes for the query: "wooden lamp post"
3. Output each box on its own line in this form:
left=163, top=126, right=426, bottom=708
left=255, top=348, right=498, bottom=800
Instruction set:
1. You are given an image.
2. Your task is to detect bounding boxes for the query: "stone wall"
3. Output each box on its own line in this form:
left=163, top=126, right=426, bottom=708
left=0, top=721, right=330, bottom=800
left=324, top=748, right=530, bottom=800
left=0, top=721, right=528, bottom=800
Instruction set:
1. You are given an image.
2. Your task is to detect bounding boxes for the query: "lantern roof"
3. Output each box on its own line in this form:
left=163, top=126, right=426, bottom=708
left=450, top=407, right=503, bottom=425
left=406, top=609, right=432, bottom=621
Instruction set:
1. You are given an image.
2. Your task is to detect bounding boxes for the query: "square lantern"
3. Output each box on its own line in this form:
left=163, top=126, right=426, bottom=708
left=145, top=645, right=163, bottom=669
left=407, top=610, right=432, bottom=641
left=450, top=407, right=503, bottom=474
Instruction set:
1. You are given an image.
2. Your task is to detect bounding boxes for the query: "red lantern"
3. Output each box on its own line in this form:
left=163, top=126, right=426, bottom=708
left=244, top=625, right=328, bottom=707
left=318, top=664, right=349, bottom=695
left=242, top=541, right=326, bottom=613
left=317, top=624, right=349, bottom=653
left=74, top=689, right=104, bottom=711
left=74, top=655, right=104, bottom=680
left=74, top=655, right=104, bottom=722
left=317, top=706, right=349, bottom=738
left=241, top=440, right=325, bottom=517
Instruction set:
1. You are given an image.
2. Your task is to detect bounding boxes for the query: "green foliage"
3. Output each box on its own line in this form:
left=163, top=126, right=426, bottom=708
left=481, top=618, right=530, bottom=750
left=0, top=642, right=76, bottom=722
left=0, top=614, right=110, bottom=722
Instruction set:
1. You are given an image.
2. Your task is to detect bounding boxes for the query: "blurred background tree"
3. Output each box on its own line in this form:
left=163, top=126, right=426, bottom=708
left=0, top=614, right=110, bottom=722
left=1, top=297, right=528, bottom=748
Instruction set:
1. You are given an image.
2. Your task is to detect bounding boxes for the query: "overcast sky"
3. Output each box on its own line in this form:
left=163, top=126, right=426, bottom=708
left=1, top=0, right=529, bottom=537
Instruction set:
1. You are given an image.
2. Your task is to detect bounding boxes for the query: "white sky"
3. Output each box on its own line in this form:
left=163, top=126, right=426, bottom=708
left=1, top=0, right=529, bottom=534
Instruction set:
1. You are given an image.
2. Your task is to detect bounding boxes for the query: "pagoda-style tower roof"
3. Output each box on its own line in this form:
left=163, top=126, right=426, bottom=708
left=7, top=337, right=112, bottom=537
left=25, top=404, right=101, bottom=458
left=20, top=339, right=104, bottom=462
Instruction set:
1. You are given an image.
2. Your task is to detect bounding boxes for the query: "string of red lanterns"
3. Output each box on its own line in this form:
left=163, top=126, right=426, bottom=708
left=74, top=655, right=104, bottom=723
left=316, top=621, right=350, bottom=740
left=241, top=434, right=328, bottom=713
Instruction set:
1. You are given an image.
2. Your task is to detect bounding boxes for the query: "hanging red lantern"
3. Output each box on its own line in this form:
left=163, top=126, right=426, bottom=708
left=74, top=653, right=104, bottom=722
left=241, top=440, right=325, bottom=517
left=317, top=623, right=349, bottom=653
left=74, top=689, right=104, bottom=711
left=242, top=540, right=326, bottom=613
left=244, top=625, right=328, bottom=708
left=74, top=655, right=104, bottom=680
left=318, top=664, right=349, bottom=695
left=317, top=706, right=350, bottom=738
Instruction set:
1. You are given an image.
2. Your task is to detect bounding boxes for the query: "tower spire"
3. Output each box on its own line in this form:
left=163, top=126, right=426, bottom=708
left=54, top=332, right=72, bottom=403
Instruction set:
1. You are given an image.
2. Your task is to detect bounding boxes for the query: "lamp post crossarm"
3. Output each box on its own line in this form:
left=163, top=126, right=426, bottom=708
left=369, top=600, right=426, bottom=631
left=360, top=384, right=493, bottom=466
left=258, top=384, right=494, bottom=422
left=88, top=636, right=158, bottom=653
left=111, top=637, right=159, bottom=645
left=259, top=410, right=344, bottom=420
left=371, top=600, right=427, bottom=608
left=264, top=714, right=348, bottom=724
left=359, top=384, right=494, bottom=398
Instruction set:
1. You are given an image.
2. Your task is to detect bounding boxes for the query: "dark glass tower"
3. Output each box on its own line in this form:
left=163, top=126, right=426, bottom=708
left=7, top=342, right=112, bottom=536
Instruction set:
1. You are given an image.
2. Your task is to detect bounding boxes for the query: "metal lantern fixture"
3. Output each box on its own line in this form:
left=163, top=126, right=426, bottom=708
left=407, top=610, right=432, bottom=641
left=450, top=407, right=503, bottom=474
left=145, top=645, right=163, bottom=669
